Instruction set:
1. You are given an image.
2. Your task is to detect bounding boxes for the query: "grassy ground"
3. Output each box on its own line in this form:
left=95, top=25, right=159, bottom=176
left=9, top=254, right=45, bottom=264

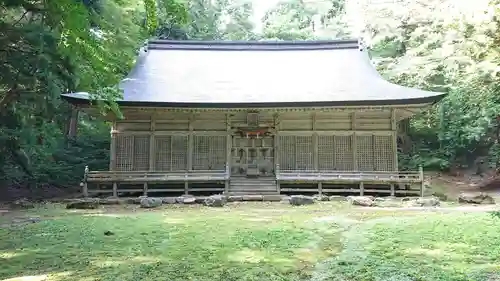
left=0, top=202, right=499, bottom=281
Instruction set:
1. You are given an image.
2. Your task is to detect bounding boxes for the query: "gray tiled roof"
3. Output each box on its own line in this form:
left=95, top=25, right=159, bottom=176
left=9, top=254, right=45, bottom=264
left=62, top=39, right=445, bottom=107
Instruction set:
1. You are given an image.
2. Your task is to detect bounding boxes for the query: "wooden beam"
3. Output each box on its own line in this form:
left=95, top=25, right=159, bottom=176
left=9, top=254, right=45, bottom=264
left=226, top=113, right=232, bottom=193
left=67, top=107, right=79, bottom=138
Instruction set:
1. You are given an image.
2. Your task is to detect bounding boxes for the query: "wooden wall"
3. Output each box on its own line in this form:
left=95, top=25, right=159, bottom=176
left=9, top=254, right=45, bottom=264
left=110, top=108, right=399, bottom=172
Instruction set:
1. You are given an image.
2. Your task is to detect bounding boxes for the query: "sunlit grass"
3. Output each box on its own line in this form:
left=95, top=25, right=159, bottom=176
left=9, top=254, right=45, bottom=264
left=0, top=202, right=498, bottom=281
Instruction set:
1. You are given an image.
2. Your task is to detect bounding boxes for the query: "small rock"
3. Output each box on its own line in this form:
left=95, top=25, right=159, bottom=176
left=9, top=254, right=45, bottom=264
left=11, top=198, right=35, bottom=209
left=203, top=195, right=227, bottom=207
left=329, top=196, right=348, bottom=202
left=176, top=195, right=196, bottom=204
left=262, top=195, right=284, bottom=202
left=162, top=197, right=177, bottom=204
left=66, top=199, right=99, bottom=209
left=140, top=197, right=163, bottom=208
left=412, top=197, right=440, bottom=207
left=313, top=195, right=330, bottom=201
left=458, top=193, right=495, bottom=205
left=349, top=196, right=374, bottom=207
left=289, top=195, right=315, bottom=206
left=228, top=195, right=243, bottom=202
left=104, top=230, right=114, bottom=236
left=242, top=195, right=263, bottom=201
left=373, top=197, right=402, bottom=207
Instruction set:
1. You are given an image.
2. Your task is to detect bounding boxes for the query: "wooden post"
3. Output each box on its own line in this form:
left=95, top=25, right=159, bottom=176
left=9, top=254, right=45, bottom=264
left=82, top=165, right=89, bottom=197
left=312, top=112, right=318, bottom=171
left=318, top=182, right=323, bottom=195
left=351, top=112, right=358, bottom=171
left=149, top=114, right=156, bottom=171
left=390, top=183, right=395, bottom=197
left=419, top=165, right=424, bottom=197
left=226, top=113, right=232, bottom=177
left=391, top=109, right=398, bottom=172
left=187, top=115, right=194, bottom=171
left=109, top=121, right=117, bottom=171
left=143, top=183, right=148, bottom=196
left=276, top=163, right=281, bottom=194
left=224, top=164, right=230, bottom=194
left=67, top=107, right=79, bottom=138
left=184, top=181, right=189, bottom=195
left=359, top=182, right=364, bottom=196
left=112, top=182, right=118, bottom=197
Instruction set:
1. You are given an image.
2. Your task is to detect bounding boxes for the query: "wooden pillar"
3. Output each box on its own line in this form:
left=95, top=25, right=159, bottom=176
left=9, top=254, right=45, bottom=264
left=318, top=182, right=323, bottom=195
left=109, top=121, right=117, bottom=171
left=312, top=112, right=318, bottom=171
left=391, top=109, right=398, bottom=171
left=273, top=113, right=280, bottom=174
left=419, top=165, right=424, bottom=197
left=390, top=183, right=395, bottom=197
left=113, top=182, right=118, bottom=197
left=149, top=114, right=156, bottom=171
left=351, top=112, right=358, bottom=171
left=82, top=182, right=88, bottom=198
left=359, top=182, right=364, bottom=196
left=225, top=113, right=232, bottom=194
left=143, top=183, right=148, bottom=196
left=67, top=107, right=79, bottom=138
left=187, top=114, right=194, bottom=171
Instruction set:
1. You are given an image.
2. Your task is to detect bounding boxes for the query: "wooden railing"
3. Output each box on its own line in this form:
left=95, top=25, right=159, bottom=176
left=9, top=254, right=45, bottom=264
left=86, top=170, right=229, bottom=182
left=275, top=165, right=424, bottom=183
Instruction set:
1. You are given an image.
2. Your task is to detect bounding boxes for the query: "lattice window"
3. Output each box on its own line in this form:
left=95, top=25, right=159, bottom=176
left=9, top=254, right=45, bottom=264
left=356, top=135, right=374, bottom=171
left=133, top=135, right=150, bottom=171
left=155, top=136, right=171, bottom=171
left=115, top=135, right=134, bottom=171
left=279, top=136, right=294, bottom=170
left=171, top=136, right=188, bottom=171
left=193, top=135, right=226, bottom=170
left=296, top=136, right=313, bottom=170
left=114, top=135, right=150, bottom=171
left=334, top=135, right=354, bottom=170
left=154, top=136, right=188, bottom=171
left=373, top=135, right=395, bottom=171
left=278, top=135, right=313, bottom=170
left=318, top=135, right=335, bottom=170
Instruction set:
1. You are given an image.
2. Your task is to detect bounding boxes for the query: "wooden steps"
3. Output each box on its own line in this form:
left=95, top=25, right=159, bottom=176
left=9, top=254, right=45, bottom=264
left=228, top=177, right=278, bottom=195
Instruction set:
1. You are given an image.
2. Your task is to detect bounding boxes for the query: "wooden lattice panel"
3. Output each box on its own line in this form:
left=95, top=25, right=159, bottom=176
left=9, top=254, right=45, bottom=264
left=356, top=135, right=374, bottom=171
left=193, top=135, right=226, bottom=170
left=115, top=135, right=134, bottom=171
left=334, top=135, right=354, bottom=170
left=279, top=136, right=295, bottom=170
left=133, top=135, right=150, bottom=171
left=114, top=135, right=150, bottom=171
left=171, top=135, right=188, bottom=171
left=318, top=135, right=335, bottom=170
left=154, top=136, right=171, bottom=171
left=296, top=136, right=313, bottom=170
left=279, top=136, right=313, bottom=170
left=373, top=135, right=395, bottom=171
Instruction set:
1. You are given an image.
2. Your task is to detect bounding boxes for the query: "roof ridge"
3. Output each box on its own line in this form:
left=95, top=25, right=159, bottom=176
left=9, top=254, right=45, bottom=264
left=147, top=39, right=361, bottom=51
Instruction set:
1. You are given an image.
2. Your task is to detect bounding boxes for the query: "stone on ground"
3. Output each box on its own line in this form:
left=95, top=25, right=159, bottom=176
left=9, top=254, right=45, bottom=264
left=411, top=197, right=440, bottom=207
left=329, top=195, right=348, bottom=202
left=313, top=195, right=330, bottom=201
left=349, top=196, right=375, bottom=207
left=162, top=197, right=177, bottom=204
left=140, top=197, right=163, bottom=208
left=203, top=195, right=227, bottom=207
left=458, top=192, right=495, bottom=204
left=66, top=199, right=99, bottom=209
left=176, top=195, right=196, bottom=204
left=373, top=197, right=402, bottom=207
left=289, top=195, right=315, bottom=206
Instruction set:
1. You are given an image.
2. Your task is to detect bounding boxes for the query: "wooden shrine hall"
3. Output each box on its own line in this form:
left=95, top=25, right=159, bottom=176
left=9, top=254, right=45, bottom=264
left=62, top=39, right=446, bottom=197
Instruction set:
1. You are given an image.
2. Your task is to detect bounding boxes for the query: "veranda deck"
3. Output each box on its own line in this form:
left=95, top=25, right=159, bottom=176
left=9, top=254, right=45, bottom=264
left=82, top=166, right=424, bottom=197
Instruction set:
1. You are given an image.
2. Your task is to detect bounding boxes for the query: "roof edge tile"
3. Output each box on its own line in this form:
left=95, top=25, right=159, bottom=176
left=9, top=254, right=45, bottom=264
left=147, top=39, right=360, bottom=51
